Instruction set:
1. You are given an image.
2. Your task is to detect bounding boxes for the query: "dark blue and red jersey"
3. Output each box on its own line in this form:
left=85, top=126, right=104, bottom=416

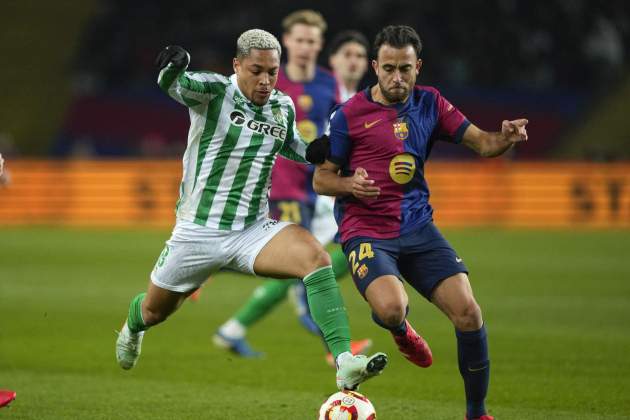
left=328, top=86, right=470, bottom=243
left=270, top=66, right=340, bottom=204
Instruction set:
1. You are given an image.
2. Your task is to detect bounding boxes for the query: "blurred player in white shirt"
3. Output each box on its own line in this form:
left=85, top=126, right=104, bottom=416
left=0, top=153, right=9, bottom=187
left=311, top=30, right=370, bottom=263
left=328, top=30, right=369, bottom=102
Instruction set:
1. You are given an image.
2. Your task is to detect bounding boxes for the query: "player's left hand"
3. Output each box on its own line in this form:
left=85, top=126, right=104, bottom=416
left=350, top=167, right=380, bottom=199
left=155, top=45, right=190, bottom=71
left=502, top=119, right=528, bottom=143
left=0, top=153, right=4, bottom=176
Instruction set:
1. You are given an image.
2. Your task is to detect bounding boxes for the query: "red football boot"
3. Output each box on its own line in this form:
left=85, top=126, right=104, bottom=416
left=0, top=390, right=16, bottom=408
left=392, top=320, right=432, bottom=367
left=188, top=288, right=202, bottom=302
left=465, top=415, right=494, bottom=420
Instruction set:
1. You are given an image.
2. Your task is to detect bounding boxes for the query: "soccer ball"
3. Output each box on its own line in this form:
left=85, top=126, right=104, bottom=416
left=318, top=390, right=376, bottom=420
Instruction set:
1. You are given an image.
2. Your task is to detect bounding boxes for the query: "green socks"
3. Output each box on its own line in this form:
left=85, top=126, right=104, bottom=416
left=127, top=292, right=147, bottom=334
left=329, top=247, right=349, bottom=279
left=234, top=280, right=293, bottom=327
left=303, top=266, right=351, bottom=359
left=230, top=247, right=349, bottom=331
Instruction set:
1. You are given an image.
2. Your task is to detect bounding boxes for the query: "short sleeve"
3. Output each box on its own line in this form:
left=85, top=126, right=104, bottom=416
left=434, top=89, right=470, bottom=144
left=327, top=108, right=351, bottom=166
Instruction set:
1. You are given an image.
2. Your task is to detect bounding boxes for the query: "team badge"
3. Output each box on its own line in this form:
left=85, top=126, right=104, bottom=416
left=389, top=153, right=416, bottom=184
left=357, top=264, right=369, bottom=279
left=393, top=118, right=409, bottom=140
left=297, top=94, right=313, bottom=112
left=233, top=92, right=247, bottom=107
left=272, top=108, right=285, bottom=126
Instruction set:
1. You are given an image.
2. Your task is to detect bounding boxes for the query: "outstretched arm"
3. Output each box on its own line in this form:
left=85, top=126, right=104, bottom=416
left=156, top=45, right=221, bottom=107
left=462, top=119, right=528, bottom=158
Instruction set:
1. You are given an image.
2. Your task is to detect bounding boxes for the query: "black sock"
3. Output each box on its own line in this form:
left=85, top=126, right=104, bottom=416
left=456, top=324, right=490, bottom=418
left=371, top=306, right=409, bottom=336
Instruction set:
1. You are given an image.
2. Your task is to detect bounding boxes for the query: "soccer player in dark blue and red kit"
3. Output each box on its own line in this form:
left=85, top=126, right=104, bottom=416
left=313, top=25, right=528, bottom=420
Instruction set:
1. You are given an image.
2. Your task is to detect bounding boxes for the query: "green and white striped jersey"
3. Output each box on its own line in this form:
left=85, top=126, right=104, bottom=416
left=157, top=64, right=308, bottom=230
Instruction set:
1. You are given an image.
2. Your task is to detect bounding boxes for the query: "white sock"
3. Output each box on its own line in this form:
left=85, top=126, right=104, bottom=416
left=219, top=318, right=246, bottom=339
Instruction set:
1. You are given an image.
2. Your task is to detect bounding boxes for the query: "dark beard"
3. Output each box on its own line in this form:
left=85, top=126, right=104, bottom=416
left=379, top=81, right=408, bottom=104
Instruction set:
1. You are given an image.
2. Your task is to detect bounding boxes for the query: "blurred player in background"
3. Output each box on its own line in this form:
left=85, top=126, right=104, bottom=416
left=308, top=30, right=370, bottom=290
left=1, top=155, right=16, bottom=405
left=328, top=30, right=369, bottom=102
left=0, top=389, right=16, bottom=408
left=115, top=29, right=387, bottom=391
left=0, top=153, right=9, bottom=187
left=213, top=11, right=371, bottom=366
left=313, top=25, right=528, bottom=419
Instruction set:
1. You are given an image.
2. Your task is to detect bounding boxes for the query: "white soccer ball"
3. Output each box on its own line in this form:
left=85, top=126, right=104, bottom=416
left=318, top=390, right=376, bottom=420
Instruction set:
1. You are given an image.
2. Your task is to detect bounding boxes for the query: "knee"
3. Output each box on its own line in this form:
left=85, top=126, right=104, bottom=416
left=451, top=301, right=483, bottom=331
left=373, top=300, right=407, bottom=328
left=315, top=248, right=332, bottom=268
left=303, top=245, right=332, bottom=274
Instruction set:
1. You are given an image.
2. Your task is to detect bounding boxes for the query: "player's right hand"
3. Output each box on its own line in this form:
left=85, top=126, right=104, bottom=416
left=0, top=153, right=4, bottom=176
left=350, top=167, right=380, bottom=199
left=501, top=119, right=528, bottom=143
left=155, top=45, right=190, bottom=71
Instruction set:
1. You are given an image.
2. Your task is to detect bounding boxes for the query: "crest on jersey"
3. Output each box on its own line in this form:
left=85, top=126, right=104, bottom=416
left=233, top=92, right=247, bottom=107
left=272, top=108, right=286, bottom=126
left=298, top=94, right=313, bottom=112
left=389, top=153, right=416, bottom=184
left=393, top=118, right=409, bottom=140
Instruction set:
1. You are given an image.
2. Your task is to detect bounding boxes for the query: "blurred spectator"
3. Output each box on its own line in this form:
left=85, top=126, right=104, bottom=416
left=56, top=0, right=629, bottom=158
left=72, top=0, right=629, bottom=92
left=584, top=15, right=625, bottom=82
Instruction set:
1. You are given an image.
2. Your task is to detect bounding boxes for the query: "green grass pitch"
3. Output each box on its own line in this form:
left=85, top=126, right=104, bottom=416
left=1, top=227, right=629, bottom=419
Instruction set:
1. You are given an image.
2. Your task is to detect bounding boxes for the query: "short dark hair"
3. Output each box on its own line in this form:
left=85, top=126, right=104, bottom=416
left=328, top=30, right=369, bottom=56
left=373, top=25, right=422, bottom=59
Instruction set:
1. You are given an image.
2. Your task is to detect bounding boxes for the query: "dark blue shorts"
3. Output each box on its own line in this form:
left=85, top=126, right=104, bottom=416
left=342, top=222, right=468, bottom=301
left=269, top=200, right=315, bottom=230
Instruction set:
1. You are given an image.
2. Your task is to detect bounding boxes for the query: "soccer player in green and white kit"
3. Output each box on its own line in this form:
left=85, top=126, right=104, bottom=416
left=213, top=11, right=371, bottom=366
left=114, top=29, right=387, bottom=391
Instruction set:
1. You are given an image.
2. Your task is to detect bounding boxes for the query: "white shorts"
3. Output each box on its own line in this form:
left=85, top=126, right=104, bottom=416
left=150, top=218, right=292, bottom=292
left=311, top=195, right=338, bottom=246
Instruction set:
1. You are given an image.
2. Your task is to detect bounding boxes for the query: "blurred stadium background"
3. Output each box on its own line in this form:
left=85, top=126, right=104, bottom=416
left=1, top=1, right=629, bottom=419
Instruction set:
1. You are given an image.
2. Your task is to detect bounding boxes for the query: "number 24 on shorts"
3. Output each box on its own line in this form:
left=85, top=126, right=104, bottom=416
left=348, top=243, right=374, bottom=279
